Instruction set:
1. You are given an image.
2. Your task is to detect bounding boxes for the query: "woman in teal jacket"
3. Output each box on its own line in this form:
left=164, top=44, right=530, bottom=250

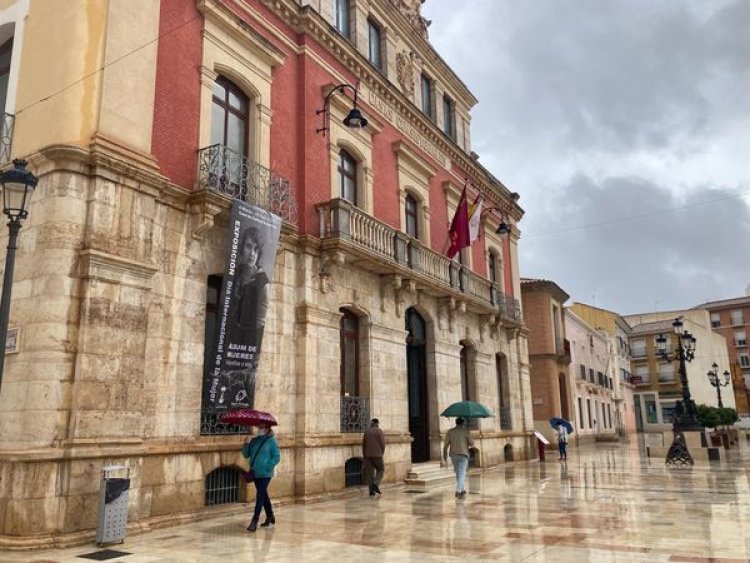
left=242, top=423, right=281, bottom=532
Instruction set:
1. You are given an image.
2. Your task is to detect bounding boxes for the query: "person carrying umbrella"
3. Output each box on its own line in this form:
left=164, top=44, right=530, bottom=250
left=556, top=422, right=569, bottom=460
left=241, top=422, right=280, bottom=532
left=442, top=417, right=474, bottom=499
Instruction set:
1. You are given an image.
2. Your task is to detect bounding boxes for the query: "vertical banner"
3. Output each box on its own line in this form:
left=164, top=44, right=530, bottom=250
left=205, top=200, right=282, bottom=411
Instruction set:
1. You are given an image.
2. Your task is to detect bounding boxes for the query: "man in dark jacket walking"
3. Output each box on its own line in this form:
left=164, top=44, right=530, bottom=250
left=362, top=418, right=385, bottom=496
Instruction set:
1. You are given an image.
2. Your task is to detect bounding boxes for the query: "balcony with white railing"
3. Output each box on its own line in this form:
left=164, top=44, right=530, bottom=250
left=316, top=198, right=522, bottom=323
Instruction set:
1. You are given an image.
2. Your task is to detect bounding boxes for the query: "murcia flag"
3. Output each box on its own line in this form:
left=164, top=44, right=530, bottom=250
left=446, top=187, right=470, bottom=259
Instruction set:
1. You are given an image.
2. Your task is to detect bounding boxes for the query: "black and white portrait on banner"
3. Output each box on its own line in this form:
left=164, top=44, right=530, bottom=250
left=205, top=200, right=282, bottom=411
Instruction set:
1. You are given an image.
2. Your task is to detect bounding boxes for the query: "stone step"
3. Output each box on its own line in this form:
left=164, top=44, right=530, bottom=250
left=406, top=467, right=453, bottom=479
left=406, top=463, right=443, bottom=477
left=404, top=461, right=456, bottom=492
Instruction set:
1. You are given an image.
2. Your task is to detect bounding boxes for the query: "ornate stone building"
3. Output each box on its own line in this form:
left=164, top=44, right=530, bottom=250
left=0, top=0, right=531, bottom=545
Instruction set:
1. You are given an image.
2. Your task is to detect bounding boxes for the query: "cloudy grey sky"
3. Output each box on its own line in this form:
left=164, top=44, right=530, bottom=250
left=423, top=0, right=750, bottom=314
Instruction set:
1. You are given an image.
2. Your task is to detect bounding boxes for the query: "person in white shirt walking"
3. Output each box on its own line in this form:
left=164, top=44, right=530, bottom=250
left=442, top=417, right=474, bottom=499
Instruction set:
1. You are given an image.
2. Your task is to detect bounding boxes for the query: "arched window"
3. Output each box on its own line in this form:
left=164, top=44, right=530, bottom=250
left=460, top=345, right=469, bottom=402
left=209, top=76, right=250, bottom=197
left=0, top=36, right=14, bottom=164
left=0, top=38, right=13, bottom=116
left=405, top=193, right=418, bottom=238
left=211, top=76, right=249, bottom=155
left=338, top=149, right=357, bottom=204
left=340, top=309, right=359, bottom=397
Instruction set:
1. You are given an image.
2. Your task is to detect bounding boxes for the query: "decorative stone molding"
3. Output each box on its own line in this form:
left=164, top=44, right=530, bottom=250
left=78, top=249, right=157, bottom=290
left=188, top=188, right=230, bottom=240
left=198, top=0, right=287, bottom=69
left=438, top=296, right=457, bottom=333
left=396, top=51, right=416, bottom=99
left=380, top=273, right=415, bottom=317
left=388, top=0, right=430, bottom=39
left=319, top=250, right=345, bottom=293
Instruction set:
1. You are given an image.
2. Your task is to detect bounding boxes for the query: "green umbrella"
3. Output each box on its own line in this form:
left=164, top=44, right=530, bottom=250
left=440, top=401, right=494, bottom=419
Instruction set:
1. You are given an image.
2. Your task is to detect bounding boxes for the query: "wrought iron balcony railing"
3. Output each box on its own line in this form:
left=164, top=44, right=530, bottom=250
left=340, top=395, right=369, bottom=433
left=317, top=198, right=522, bottom=322
left=198, top=144, right=298, bottom=224
left=0, top=113, right=14, bottom=165
left=499, top=406, right=512, bottom=430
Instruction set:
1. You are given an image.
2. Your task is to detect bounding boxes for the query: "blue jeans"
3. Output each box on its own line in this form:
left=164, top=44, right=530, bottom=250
left=450, top=454, right=469, bottom=493
left=252, top=477, right=274, bottom=520
left=558, top=441, right=567, bottom=459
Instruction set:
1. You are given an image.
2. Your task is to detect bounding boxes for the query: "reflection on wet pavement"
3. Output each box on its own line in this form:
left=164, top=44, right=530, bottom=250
left=5, top=438, right=750, bottom=562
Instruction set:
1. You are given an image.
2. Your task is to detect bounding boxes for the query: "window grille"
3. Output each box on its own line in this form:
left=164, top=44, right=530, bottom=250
left=340, top=396, right=369, bottom=433
left=205, top=466, right=243, bottom=506
left=344, top=458, right=363, bottom=487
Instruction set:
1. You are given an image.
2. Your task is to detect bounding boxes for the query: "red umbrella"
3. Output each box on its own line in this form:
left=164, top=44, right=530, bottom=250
left=218, top=409, right=277, bottom=427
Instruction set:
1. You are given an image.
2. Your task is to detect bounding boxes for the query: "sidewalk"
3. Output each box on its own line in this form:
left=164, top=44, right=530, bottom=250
left=3, top=438, right=750, bottom=562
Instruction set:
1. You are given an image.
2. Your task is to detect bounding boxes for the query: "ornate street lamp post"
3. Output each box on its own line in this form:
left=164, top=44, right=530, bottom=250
left=706, top=362, right=731, bottom=408
left=656, top=317, right=702, bottom=465
left=0, top=159, right=37, bottom=394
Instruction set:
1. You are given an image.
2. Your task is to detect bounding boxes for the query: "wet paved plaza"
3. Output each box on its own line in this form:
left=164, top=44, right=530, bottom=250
left=5, top=438, right=750, bottom=562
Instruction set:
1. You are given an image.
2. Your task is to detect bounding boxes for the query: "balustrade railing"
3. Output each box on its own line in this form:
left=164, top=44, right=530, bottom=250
left=198, top=144, right=298, bottom=224
left=340, top=395, right=369, bottom=433
left=0, top=113, right=14, bottom=165
left=317, top=199, right=522, bottom=321
left=414, top=243, right=452, bottom=285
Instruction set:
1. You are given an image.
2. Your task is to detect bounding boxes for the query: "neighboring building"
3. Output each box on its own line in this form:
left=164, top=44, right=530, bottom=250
left=0, top=0, right=533, bottom=544
left=693, top=292, right=750, bottom=414
left=520, top=278, right=573, bottom=444
left=624, top=310, right=734, bottom=431
left=565, top=310, right=617, bottom=443
left=569, top=303, right=636, bottom=437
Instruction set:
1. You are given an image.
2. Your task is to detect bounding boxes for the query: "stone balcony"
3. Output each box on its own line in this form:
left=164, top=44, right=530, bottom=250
left=316, top=198, right=521, bottom=323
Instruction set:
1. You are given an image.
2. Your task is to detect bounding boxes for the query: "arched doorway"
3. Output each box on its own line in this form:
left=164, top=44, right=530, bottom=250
left=406, top=308, right=429, bottom=462
left=559, top=373, right=569, bottom=420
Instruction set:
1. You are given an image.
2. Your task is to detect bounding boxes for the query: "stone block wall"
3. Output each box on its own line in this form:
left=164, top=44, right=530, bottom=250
left=0, top=146, right=533, bottom=545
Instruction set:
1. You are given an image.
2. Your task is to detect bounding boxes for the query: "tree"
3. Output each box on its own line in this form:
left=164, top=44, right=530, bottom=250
left=718, top=407, right=739, bottom=426
left=696, top=404, right=721, bottom=429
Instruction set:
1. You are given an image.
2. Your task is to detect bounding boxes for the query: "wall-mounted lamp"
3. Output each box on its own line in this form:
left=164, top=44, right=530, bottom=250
left=495, top=221, right=511, bottom=235
left=479, top=204, right=511, bottom=236
left=316, top=83, right=368, bottom=137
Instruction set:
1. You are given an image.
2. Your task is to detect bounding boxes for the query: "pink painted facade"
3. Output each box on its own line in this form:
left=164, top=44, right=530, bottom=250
left=150, top=0, right=521, bottom=284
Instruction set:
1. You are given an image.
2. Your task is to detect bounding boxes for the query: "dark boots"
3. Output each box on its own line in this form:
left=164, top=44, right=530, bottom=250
left=247, top=518, right=259, bottom=532
left=260, top=514, right=275, bottom=527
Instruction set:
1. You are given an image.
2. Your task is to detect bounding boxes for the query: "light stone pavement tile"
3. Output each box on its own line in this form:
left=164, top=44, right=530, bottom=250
left=4, top=439, right=750, bottom=562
